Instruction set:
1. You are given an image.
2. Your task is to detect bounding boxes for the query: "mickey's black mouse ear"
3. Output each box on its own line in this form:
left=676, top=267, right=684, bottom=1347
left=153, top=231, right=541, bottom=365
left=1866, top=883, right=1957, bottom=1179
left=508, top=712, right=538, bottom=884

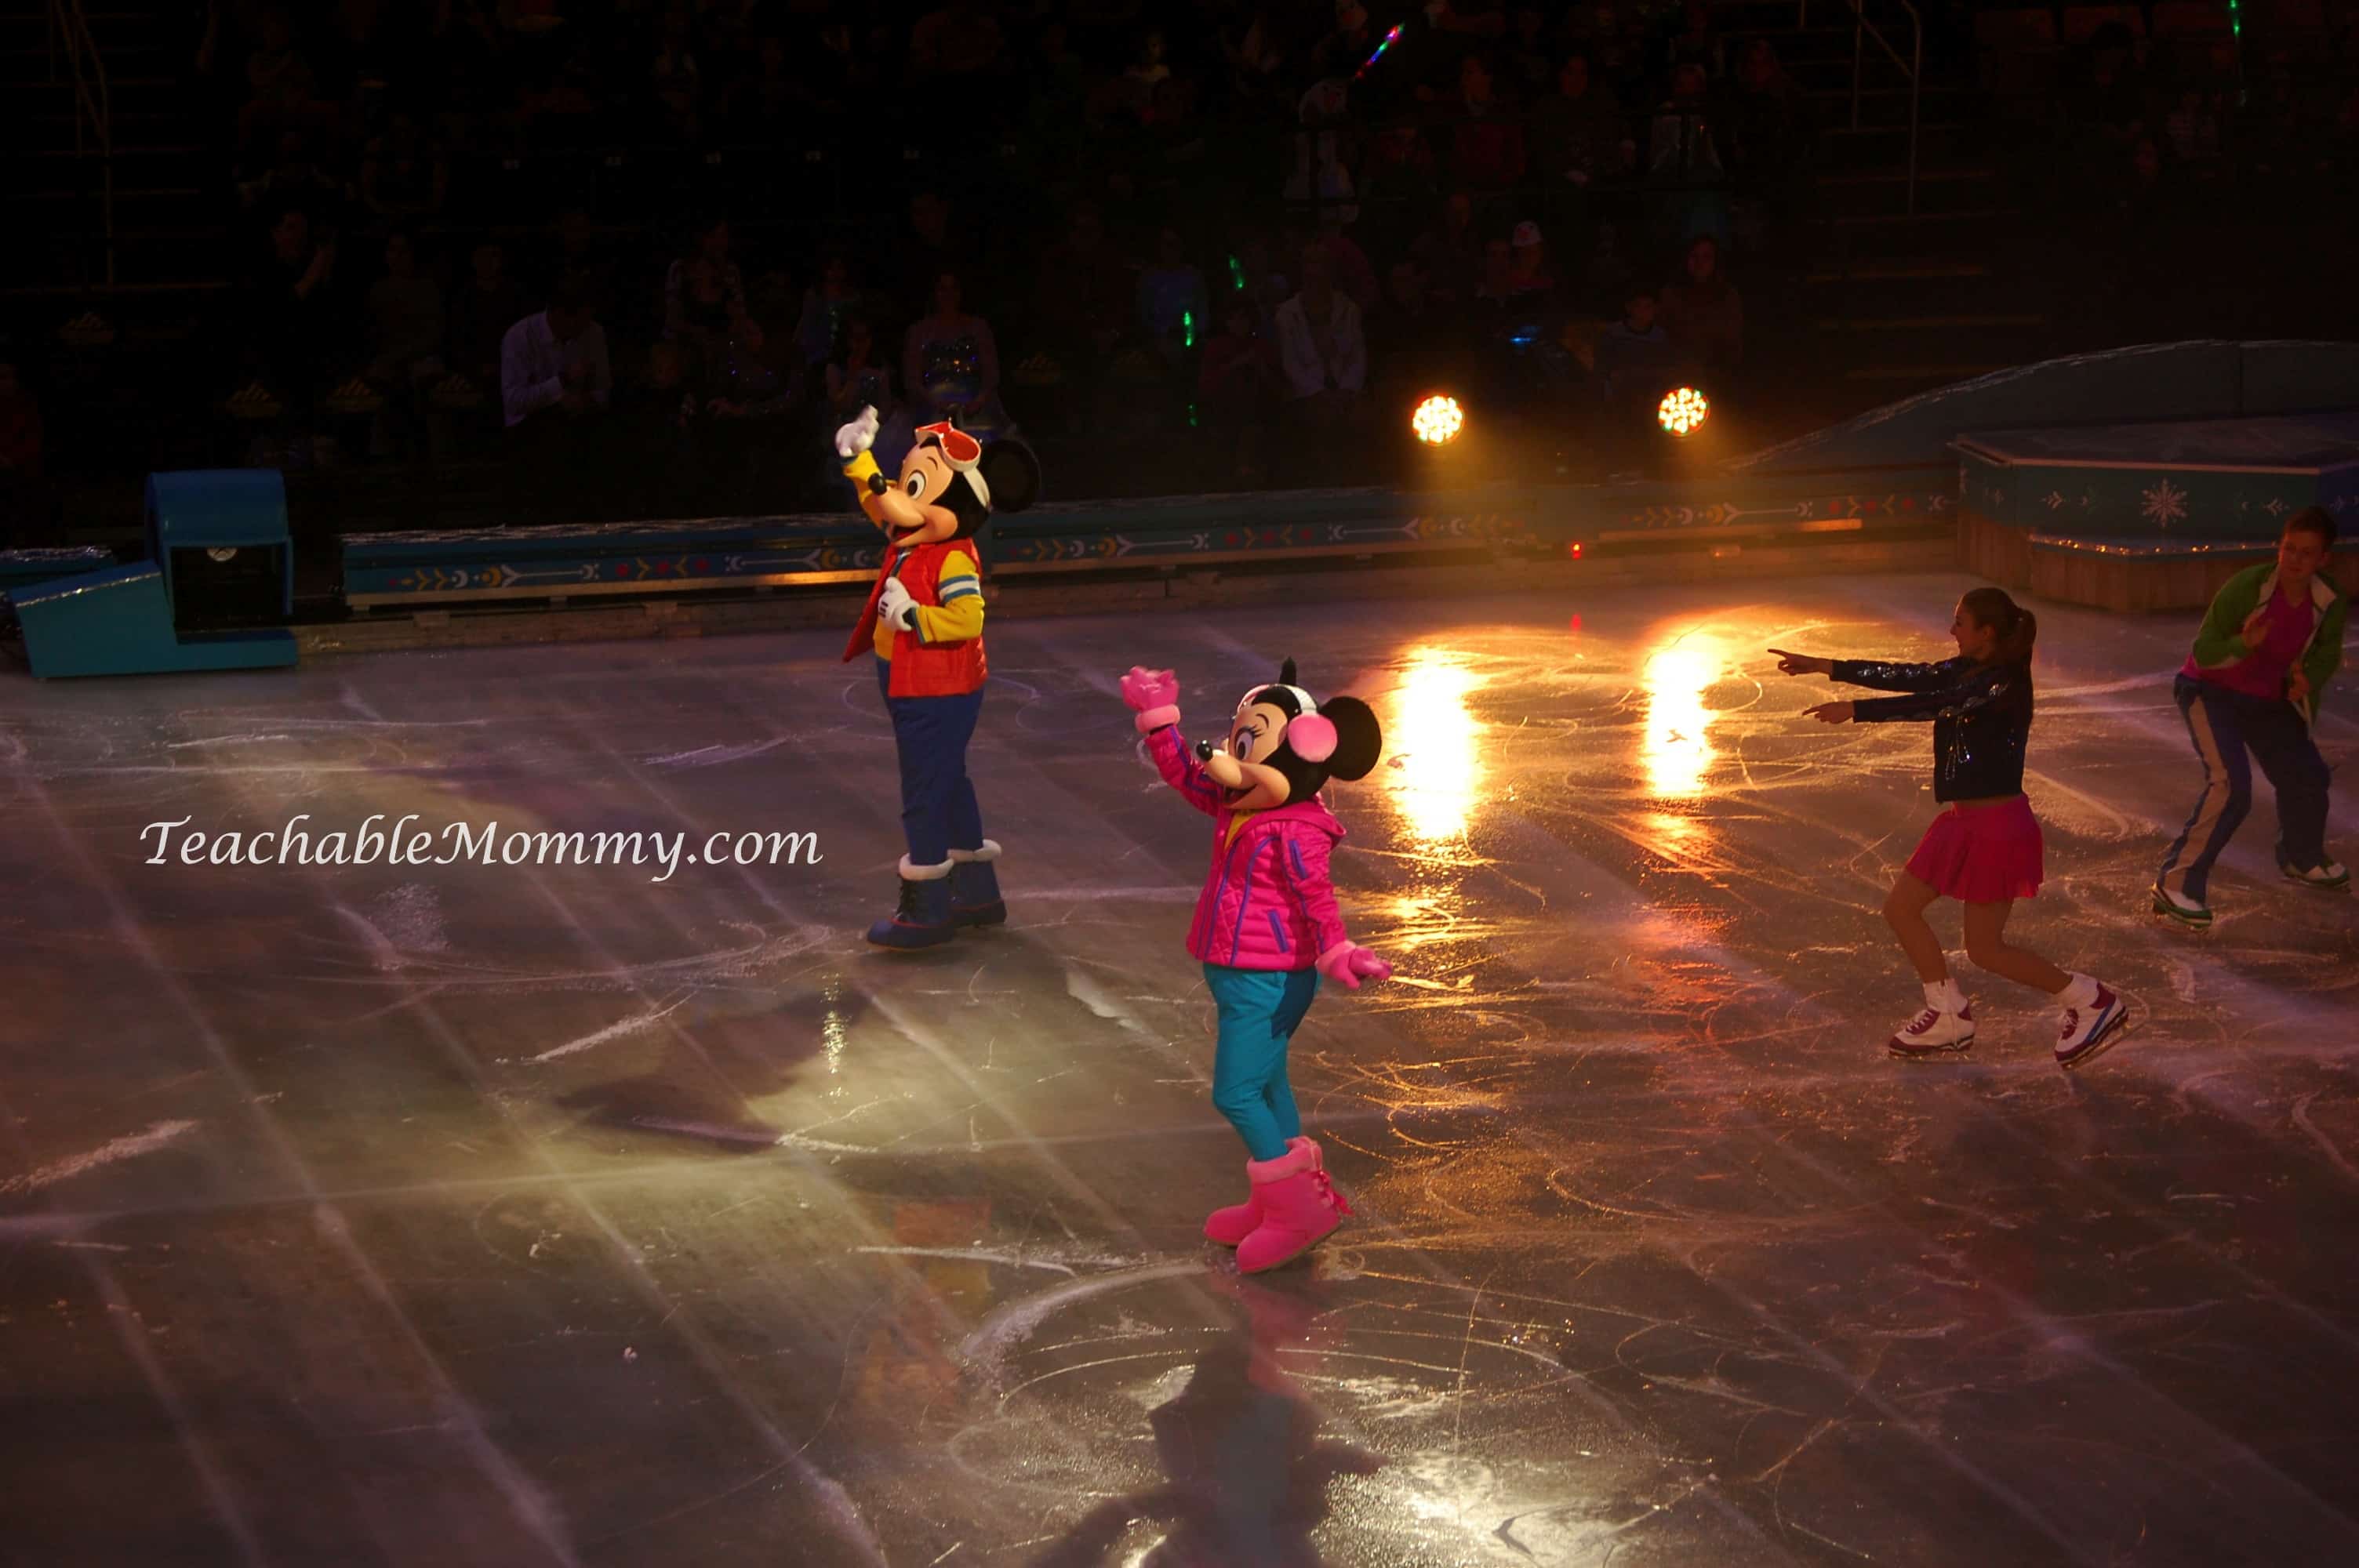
left=1319, top=696, right=1383, bottom=782
left=976, top=440, right=1041, bottom=514
left=1279, top=657, right=1298, bottom=688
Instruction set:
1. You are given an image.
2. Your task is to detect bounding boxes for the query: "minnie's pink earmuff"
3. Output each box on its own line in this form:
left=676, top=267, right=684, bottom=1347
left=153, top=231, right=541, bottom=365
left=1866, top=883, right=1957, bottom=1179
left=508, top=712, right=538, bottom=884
left=1287, top=713, right=1338, bottom=763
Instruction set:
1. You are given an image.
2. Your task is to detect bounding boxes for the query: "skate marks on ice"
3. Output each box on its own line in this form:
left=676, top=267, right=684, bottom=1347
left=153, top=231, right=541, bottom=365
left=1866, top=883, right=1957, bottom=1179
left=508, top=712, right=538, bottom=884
left=8, top=585, right=2359, bottom=1564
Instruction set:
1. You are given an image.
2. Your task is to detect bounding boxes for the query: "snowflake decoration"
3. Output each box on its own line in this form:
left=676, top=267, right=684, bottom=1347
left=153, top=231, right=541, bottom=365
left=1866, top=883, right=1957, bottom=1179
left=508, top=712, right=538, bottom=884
left=2141, top=478, right=2189, bottom=528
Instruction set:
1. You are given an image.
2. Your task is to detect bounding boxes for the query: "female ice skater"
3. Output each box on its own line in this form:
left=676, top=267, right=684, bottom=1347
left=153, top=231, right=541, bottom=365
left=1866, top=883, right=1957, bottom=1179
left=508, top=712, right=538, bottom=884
left=1121, top=659, right=1390, bottom=1272
left=1770, top=587, right=2129, bottom=1069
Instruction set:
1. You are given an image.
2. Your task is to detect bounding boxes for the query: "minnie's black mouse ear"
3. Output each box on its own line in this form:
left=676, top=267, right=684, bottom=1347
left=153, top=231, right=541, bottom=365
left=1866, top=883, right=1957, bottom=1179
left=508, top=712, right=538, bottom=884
left=1319, top=696, right=1383, bottom=782
left=976, top=439, right=1040, bottom=514
left=1279, top=657, right=1299, bottom=687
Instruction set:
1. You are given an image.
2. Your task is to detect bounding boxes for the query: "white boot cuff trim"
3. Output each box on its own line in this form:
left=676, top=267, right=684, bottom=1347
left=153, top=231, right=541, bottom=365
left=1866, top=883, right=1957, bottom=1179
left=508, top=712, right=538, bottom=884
left=948, top=840, right=1002, bottom=863
left=898, top=855, right=956, bottom=880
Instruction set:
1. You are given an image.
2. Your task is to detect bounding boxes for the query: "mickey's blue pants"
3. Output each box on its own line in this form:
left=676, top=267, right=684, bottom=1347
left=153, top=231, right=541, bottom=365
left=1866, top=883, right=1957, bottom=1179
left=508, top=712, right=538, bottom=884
left=1204, top=963, right=1321, bottom=1162
left=876, top=658, right=986, bottom=865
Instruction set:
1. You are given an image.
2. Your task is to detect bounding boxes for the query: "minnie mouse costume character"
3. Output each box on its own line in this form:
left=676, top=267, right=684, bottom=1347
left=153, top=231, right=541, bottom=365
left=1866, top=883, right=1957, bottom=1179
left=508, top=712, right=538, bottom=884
left=837, top=404, right=1024, bottom=949
left=1122, top=659, right=1392, bottom=1273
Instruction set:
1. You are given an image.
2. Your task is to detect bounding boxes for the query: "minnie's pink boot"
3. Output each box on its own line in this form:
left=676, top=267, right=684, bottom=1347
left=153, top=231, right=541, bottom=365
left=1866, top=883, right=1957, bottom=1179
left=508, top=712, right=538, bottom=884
left=1236, top=1138, right=1352, bottom=1274
left=1204, top=1136, right=1318, bottom=1246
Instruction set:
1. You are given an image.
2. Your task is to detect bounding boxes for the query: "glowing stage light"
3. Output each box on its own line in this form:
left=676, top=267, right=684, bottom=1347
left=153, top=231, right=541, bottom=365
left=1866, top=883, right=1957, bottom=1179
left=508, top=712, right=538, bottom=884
left=1412, top=394, right=1465, bottom=445
left=1658, top=387, right=1710, bottom=437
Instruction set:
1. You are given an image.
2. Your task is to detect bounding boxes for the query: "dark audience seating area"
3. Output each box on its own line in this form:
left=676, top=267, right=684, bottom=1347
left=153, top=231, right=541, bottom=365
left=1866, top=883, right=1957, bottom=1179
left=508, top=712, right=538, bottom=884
left=4, top=0, right=2356, bottom=542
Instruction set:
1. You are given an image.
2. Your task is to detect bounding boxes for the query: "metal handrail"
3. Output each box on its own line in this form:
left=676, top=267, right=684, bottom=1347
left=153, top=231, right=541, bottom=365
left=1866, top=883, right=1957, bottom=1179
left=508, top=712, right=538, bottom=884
left=49, top=0, right=114, bottom=285
left=1847, top=0, right=1923, bottom=216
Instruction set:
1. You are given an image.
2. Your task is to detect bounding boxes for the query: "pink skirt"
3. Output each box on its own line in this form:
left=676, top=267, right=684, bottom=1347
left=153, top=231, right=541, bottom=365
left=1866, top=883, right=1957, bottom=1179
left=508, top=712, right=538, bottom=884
left=1903, top=796, right=2045, bottom=903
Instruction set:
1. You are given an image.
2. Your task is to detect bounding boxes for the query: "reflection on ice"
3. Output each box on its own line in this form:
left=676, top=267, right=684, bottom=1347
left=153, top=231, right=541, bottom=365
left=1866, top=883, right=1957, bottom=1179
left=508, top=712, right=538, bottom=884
left=1383, top=647, right=1485, bottom=846
left=1641, top=636, right=1724, bottom=800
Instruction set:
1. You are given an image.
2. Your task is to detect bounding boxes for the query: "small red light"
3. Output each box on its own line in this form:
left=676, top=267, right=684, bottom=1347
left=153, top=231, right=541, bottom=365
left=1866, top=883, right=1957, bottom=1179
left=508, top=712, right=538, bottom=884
left=1568, top=541, right=1584, bottom=559
left=1568, top=613, right=1583, bottom=633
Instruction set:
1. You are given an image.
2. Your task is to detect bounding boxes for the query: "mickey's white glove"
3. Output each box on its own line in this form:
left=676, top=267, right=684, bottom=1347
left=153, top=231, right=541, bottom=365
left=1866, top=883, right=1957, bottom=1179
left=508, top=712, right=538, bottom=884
left=834, top=405, right=880, bottom=459
left=876, top=576, right=918, bottom=632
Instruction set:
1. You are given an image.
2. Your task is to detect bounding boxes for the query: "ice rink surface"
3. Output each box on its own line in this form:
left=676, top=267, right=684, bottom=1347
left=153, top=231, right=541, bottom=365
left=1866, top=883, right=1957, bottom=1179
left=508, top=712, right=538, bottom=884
left=3, top=571, right=2355, bottom=1566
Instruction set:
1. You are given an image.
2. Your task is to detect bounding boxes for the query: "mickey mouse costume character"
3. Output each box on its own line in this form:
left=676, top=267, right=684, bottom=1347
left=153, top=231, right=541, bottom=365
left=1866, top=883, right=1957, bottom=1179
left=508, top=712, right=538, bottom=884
left=837, top=403, right=1016, bottom=949
left=1122, top=659, right=1392, bottom=1273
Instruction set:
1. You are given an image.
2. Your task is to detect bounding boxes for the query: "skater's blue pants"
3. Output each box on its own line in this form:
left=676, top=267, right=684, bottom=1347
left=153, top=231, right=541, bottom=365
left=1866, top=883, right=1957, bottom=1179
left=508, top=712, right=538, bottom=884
left=1204, top=963, right=1321, bottom=1162
left=2157, top=673, right=2332, bottom=903
left=876, top=658, right=986, bottom=865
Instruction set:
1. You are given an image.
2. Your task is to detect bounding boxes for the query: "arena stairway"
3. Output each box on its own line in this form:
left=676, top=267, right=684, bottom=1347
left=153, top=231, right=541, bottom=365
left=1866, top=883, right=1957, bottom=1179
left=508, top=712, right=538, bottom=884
left=2, top=2, right=231, bottom=293
left=1710, top=0, right=2064, bottom=426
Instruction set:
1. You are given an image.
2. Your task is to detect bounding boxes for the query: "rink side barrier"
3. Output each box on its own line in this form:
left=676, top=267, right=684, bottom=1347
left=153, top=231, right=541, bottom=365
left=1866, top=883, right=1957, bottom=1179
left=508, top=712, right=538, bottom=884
left=1954, top=409, right=2359, bottom=612
left=335, top=470, right=1958, bottom=614
left=2, top=473, right=299, bottom=678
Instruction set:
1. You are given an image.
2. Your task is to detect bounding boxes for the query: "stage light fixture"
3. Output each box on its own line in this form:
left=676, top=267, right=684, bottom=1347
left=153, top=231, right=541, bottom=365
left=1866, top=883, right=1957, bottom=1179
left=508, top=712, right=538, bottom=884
left=1659, top=387, right=1710, bottom=437
left=1412, top=394, right=1466, bottom=445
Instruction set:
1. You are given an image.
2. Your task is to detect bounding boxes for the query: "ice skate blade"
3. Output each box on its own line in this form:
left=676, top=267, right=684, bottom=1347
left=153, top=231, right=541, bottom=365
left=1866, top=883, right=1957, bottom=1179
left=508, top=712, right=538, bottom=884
left=2149, top=892, right=2212, bottom=929
left=1888, top=1037, right=1973, bottom=1062
left=2057, top=1012, right=2131, bottom=1073
left=2281, top=867, right=2350, bottom=891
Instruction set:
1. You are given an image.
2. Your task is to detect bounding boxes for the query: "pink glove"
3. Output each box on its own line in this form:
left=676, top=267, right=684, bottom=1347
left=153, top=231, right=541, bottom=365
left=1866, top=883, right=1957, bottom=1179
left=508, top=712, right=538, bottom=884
left=1317, top=942, right=1393, bottom=990
left=1121, top=666, right=1181, bottom=733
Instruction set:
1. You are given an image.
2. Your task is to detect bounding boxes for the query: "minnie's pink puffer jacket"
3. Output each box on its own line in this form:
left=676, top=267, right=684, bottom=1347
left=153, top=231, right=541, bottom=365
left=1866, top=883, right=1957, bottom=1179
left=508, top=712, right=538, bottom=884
left=1147, top=724, right=1351, bottom=970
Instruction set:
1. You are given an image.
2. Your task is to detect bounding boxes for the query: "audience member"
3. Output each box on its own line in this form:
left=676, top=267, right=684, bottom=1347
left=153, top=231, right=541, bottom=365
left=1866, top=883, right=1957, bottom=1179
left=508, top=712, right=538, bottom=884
left=1356, top=124, right=1442, bottom=260
left=905, top=271, right=1012, bottom=438
left=547, top=208, right=621, bottom=325
left=448, top=240, right=528, bottom=392
left=827, top=314, right=914, bottom=474
left=796, top=248, right=869, bottom=376
left=1506, top=221, right=1555, bottom=299
left=616, top=339, right=699, bottom=517
left=361, top=230, right=445, bottom=459
left=500, top=276, right=612, bottom=513
left=1728, top=39, right=1817, bottom=223
left=1532, top=52, right=1632, bottom=191
left=1313, top=222, right=1381, bottom=314
left=1448, top=53, right=1527, bottom=192
left=1138, top=227, right=1212, bottom=364
left=650, top=9, right=703, bottom=143
left=1665, top=0, right=1725, bottom=81
left=1198, top=294, right=1282, bottom=481
left=1412, top=190, right=1485, bottom=305
left=827, top=316, right=899, bottom=423
left=359, top=110, right=448, bottom=227
left=663, top=219, right=747, bottom=360
left=1507, top=7, right=1556, bottom=95
left=1659, top=235, right=1743, bottom=379
left=1033, top=205, right=1136, bottom=385
left=244, top=206, right=343, bottom=419
left=911, top=0, right=1009, bottom=79
left=1367, top=259, right=1453, bottom=381
left=724, top=34, right=808, bottom=140
left=1594, top=283, right=1677, bottom=405
left=1274, top=245, right=1367, bottom=425
left=238, top=131, right=351, bottom=231
left=892, top=191, right=976, bottom=326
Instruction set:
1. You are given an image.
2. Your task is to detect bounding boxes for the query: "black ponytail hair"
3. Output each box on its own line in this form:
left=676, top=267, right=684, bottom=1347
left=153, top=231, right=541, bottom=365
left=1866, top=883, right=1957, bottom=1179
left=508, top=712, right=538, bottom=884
left=1961, top=586, right=2036, bottom=666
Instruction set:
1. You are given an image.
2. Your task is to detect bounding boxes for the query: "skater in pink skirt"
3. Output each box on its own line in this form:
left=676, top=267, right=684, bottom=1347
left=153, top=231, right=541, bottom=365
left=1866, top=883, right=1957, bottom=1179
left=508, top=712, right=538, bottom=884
left=1770, top=586, right=2130, bottom=1069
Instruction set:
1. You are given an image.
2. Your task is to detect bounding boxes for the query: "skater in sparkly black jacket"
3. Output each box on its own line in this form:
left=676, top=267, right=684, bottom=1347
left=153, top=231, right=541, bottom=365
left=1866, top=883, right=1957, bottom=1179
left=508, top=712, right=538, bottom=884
left=1771, top=586, right=2129, bottom=1071
left=1829, top=652, right=2030, bottom=802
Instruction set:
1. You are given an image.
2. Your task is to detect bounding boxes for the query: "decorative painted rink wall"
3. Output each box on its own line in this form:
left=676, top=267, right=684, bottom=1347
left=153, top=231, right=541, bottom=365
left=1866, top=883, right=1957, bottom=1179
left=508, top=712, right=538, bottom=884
left=1956, top=413, right=2359, bottom=612
left=335, top=471, right=1957, bottom=613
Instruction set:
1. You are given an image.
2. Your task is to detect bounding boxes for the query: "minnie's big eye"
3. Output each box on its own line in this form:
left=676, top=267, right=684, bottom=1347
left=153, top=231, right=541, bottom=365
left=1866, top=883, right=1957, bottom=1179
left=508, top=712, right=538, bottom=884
left=903, top=473, right=928, bottom=498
